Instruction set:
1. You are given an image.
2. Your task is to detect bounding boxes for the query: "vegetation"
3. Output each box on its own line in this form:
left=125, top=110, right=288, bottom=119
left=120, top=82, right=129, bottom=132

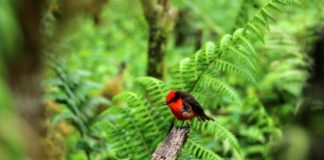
left=1, top=0, right=324, bottom=159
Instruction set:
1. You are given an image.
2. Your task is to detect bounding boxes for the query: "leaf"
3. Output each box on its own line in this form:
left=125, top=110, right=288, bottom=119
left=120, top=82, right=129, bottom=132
left=199, top=75, right=241, bottom=104
left=192, top=120, right=242, bottom=159
left=214, top=59, right=256, bottom=83
left=220, top=34, right=232, bottom=49
left=52, top=111, right=87, bottom=134
left=247, top=23, right=264, bottom=43
left=184, top=139, right=223, bottom=160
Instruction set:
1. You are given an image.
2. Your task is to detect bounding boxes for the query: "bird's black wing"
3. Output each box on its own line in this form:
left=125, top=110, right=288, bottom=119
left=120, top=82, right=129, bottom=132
left=178, top=91, right=213, bottom=121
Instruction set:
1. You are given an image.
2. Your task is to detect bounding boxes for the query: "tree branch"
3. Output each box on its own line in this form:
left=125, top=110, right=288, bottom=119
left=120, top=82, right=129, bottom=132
left=151, top=127, right=190, bottom=160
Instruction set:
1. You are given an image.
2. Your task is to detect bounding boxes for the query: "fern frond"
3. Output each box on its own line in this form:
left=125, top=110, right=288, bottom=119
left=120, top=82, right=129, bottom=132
left=234, top=31, right=257, bottom=55
left=261, top=25, right=309, bottom=98
left=98, top=89, right=174, bottom=159
left=113, top=92, right=161, bottom=137
left=191, top=120, right=242, bottom=159
left=135, top=77, right=173, bottom=131
left=228, top=46, right=257, bottom=71
left=103, top=91, right=161, bottom=159
left=233, top=0, right=254, bottom=28
left=241, top=0, right=301, bottom=42
left=172, top=38, right=256, bottom=95
left=172, top=57, right=194, bottom=91
left=172, top=42, right=217, bottom=92
left=247, top=23, right=265, bottom=43
left=198, top=75, right=241, bottom=104
left=52, top=111, right=87, bottom=135
left=183, top=138, right=223, bottom=160
left=83, top=96, right=111, bottom=121
left=135, top=77, right=169, bottom=106
left=214, top=59, right=256, bottom=83
left=94, top=1, right=304, bottom=159
left=101, top=120, right=149, bottom=159
left=172, top=0, right=300, bottom=96
left=216, top=0, right=301, bottom=80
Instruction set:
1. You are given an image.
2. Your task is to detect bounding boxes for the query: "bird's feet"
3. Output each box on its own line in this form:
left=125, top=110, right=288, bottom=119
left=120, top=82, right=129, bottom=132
left=179, top=120, right=192, bottom=129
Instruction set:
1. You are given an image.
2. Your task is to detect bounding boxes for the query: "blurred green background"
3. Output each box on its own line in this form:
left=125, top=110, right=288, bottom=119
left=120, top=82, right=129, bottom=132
left=1, top=0, right=324, bottom=159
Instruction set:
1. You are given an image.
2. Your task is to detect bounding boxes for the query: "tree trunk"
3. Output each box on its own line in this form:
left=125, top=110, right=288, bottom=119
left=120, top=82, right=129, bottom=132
left=141, top=0, right=177, bottom=79
left=4, top=0, right=45, bottom=159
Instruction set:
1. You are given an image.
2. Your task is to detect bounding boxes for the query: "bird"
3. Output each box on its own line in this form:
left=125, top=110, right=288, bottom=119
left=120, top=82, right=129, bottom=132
left=163, top=90, right=213, bottom=127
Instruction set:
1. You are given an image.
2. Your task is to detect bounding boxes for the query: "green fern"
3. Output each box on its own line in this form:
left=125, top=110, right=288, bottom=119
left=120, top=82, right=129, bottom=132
left=197, top=74, right=241, bottom=104
left=94, top=79, right=173, bottom=159
left=235, top=25, right=308, bottom=157
left=234, top=0, right=254, bottom=28
left=259, top=26, right=309, bottom=113
left=96, top=92, right=157, bottom=159
left=45, top=60, right=111, bottom=159
left=171, top=42, right=217, bottom=92
left=95, top=0, right=302, bottom=159
left=135, top=77, right=174, bottom=132
left=171, top=0, right=301, bottom=106
left=182, top=139, right=223, bottom=160
left=191, top=120, right=241, bottom=158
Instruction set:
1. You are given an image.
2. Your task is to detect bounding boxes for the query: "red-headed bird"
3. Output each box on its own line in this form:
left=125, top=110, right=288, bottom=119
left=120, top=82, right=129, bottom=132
left=164, top=90, right=213, bottom=127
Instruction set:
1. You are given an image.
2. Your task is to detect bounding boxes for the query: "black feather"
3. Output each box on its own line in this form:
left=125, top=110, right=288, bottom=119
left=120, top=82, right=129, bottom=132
left=176, top=91, right=213, bottom=121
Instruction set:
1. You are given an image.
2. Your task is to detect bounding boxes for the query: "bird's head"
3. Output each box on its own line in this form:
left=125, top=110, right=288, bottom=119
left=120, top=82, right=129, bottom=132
left=164, top=90, right=181, bottom=106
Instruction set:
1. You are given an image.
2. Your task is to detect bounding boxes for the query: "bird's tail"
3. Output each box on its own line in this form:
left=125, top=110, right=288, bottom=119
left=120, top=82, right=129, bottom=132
left=197, top=113, right=213, bottom=121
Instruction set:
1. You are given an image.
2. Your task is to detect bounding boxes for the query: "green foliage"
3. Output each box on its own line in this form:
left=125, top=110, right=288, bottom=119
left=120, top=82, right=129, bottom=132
left=0, top=1, right=25, bottom=159
left=0, top=0, right=321, bottom=158
left=261, top=26, right=309, bottom=97
left=41, top=0, right=324, bottom=159
left=45, top=60, right=110, bottom=159
left=234, top=0, right=255, bottom=29
left=191, top=120, right=241, bottom=157
left=0, top=0, right=20, bottom=57
left=93, top=77, right=172, bottom=159
left=91, top=0, right=307, bottom=159
left=181, top=139, right=223, bottom=160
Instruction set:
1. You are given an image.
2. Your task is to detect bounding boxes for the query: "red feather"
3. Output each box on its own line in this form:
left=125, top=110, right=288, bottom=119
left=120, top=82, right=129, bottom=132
left=165, top=90, right=213, bottom=121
